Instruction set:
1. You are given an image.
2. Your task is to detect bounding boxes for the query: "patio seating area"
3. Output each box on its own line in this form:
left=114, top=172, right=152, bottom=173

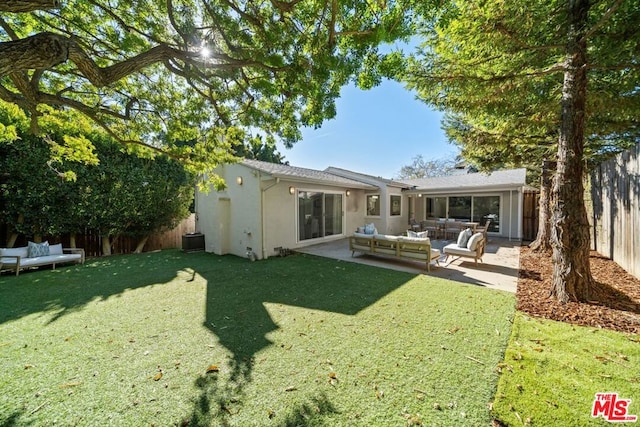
left=296, top=236, right=520, bottom=293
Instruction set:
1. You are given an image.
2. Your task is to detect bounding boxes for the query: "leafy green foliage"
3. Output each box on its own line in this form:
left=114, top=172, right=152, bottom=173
left=0, top=113, right=195, bottom=243
left=405, top=0, right=640, bottom=172
left=0, top=1, right=430, bottom=180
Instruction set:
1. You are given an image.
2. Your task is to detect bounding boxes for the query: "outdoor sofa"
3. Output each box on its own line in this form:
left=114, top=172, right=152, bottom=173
left=442, top=231, right=485, bottom=265
left=349, top=233, right=441, bottom=271
left=0, top=242, right=85, bottom=276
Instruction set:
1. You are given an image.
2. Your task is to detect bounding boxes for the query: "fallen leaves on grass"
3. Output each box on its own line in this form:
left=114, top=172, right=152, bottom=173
left=206, top=365, right=220, bottom=373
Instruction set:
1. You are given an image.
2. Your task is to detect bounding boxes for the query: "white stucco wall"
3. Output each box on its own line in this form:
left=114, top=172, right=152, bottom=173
left=197, top=165, right=371, bottom=259
left=195, top=163, right=262, bottom=258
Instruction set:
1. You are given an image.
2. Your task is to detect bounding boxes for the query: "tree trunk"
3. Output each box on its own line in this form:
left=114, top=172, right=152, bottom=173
left=101, top=236, right=112, bottom=256
left=69, top=233, right=76, bottom=248
left=550, top=0, right=595, bottom=303
left=134, top=236, right=149, bottom=254
left=8, top=232, right=19, bottom=248
left=529, top=160, right=555, bottom=253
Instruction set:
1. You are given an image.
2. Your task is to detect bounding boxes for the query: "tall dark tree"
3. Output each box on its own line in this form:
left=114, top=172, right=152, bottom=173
left=406, top=0, right=640, bottom=302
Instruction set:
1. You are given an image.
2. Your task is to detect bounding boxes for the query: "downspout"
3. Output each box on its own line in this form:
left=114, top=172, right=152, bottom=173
left=260, top=175, right=280, bottom=259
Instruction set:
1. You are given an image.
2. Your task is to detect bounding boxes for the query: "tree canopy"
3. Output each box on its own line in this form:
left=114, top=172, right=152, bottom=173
left=0, top=0, right=425, bottom=185
left=406, top=0, right=640, bottom=172
left=0, top=100, right=195, bottom=253
left=396, top=154, right=458, bottom=179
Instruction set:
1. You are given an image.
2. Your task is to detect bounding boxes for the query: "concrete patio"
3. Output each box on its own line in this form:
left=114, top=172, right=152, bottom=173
left=296, top=237, right=521, bottom=293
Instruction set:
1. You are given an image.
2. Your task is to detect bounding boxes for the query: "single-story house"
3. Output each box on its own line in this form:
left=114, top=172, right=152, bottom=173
left=400, top=168, right=529, bottom=241
left=195, top=160, right=529, bottom=259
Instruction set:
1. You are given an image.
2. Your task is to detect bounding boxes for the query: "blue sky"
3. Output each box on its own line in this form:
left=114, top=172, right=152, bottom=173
left=276, top=78, right=459, bottom=179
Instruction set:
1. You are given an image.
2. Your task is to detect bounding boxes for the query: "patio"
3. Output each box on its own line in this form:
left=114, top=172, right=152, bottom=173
left=296, top=237, right=521, bottom=293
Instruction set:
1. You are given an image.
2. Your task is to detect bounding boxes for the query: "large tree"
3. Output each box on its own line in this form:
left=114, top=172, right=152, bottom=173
left=396, top=154, right=457, bottom=179
left=406, top=0, right=640, bottom=302
left=0, top=0, right=422, bottom=185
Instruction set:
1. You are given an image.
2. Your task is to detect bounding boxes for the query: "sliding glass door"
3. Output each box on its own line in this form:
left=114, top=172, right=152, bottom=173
left=298, top=191, right=344, bottom=241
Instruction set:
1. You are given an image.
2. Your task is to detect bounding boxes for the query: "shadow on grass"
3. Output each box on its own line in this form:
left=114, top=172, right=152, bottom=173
left=0, top=411, right=24, bottom=427
left=0, top=250, right=414, bottom=425
left=192, top=252, right=414, bottom=425
left=0, top=251, right=192, bottom=325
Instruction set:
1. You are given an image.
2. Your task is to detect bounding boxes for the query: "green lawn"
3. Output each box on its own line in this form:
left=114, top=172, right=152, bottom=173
left=0, top=250, right=515, bottom=426
left=492, top=313, right=640, bottom=426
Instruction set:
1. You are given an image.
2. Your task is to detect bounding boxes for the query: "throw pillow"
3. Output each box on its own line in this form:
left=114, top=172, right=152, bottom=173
left=466, top=233, right=484, bottom=251
left=27, top=241, right=50, bottom=258
left=364, top=223, right=376, bottom=235
left=407, top=230, right=418, bottom=237
left=456, top=228, right=473, bottom=248
left=356, top=226, right=365, bottom=234
left=49, top=243, right=63, bottom=255
left=416, top=231, right=429, bottom=238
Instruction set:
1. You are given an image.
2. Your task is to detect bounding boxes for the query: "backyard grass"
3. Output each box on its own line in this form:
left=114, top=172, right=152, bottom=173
left=492, top=313, right=640, bottom=426
left=0, top=250, right=515, bottom=426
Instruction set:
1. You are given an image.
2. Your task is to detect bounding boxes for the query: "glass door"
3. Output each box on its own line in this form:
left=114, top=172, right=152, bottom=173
left=298, top=191, right=343, bottom=241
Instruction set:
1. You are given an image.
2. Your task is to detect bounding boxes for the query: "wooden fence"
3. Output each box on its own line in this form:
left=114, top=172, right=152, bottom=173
left=522, top=190, right=539, bottom=242
left=589, top=143, right=640, bottom=279
left=1, top=214, right=196, bottom=258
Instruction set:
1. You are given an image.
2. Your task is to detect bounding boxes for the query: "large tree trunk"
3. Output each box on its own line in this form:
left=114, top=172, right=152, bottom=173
left=550, top=0, right=595, bottom=303
left=134, top=236, right=149, bottom=254
left=7, top=232, right=19, bottom=248
left=69, top=233, right=77, bottom=249
left=529, top=160, right=555, bottom=253
left=101, top=236, right=112, bottom=256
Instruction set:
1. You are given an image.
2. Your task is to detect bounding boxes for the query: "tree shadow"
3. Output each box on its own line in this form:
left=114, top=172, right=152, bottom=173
left=0, top=250, right=414, bottom=425
left=189, top=253, right=414, bottom=425
left=0, top=252, right=191, bottom=326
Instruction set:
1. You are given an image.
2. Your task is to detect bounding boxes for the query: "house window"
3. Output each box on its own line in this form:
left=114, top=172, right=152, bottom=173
left=298, top=191, right=344, bottom=241
left=366, top=194, right=380, bottom=216
left=390, top=195, right=401, bottom=216
left=472, top=196, right=500, bottom=233
left=425, top=195, right=501, bottom=233
left=448, top=196, right=472, bottom=221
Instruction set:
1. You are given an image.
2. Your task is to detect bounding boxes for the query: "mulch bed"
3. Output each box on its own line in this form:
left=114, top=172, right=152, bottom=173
left=517, top=246, right=640, bottom=334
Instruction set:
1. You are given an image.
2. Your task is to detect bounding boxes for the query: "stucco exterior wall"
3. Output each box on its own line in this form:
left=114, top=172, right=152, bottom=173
left=195, top=163, right=263, bottom=258
left=197, top=165, right=371, bottom=259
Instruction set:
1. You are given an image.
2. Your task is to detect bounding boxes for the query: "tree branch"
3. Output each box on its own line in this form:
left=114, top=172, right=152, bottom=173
left=0, top=0, right=60, bottom=13
left=582, top=0, right=625, bottom=42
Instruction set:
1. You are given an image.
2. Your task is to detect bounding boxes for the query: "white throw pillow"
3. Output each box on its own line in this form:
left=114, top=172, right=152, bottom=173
left=49, top=243, right=63, bottom=255
left=457, top=228, right=473, bottom=248
left=467, top=233, right=484, bottom=251
left=364, top=223, right=376, bottom=235
left=407, top=230, right=418, bottom=237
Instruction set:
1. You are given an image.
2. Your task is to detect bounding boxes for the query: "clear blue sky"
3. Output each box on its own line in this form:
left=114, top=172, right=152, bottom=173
left=276, top=79, right=459, bottom=179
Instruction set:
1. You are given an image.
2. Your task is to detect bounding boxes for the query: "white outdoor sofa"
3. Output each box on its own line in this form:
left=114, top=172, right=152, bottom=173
left=349, top=233, right=441, bottom=271
left=443, top=232, right=485, bottom=265
left=0, top=243, right=85, bottom=276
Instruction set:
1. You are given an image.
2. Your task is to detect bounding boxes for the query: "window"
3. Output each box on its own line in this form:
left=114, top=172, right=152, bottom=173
left=390, top=195, right=401, bottom=216
left=472, top=196, right=500, bottom=233
left=298, top=191, right=344, bottom=241
left=425, top=195, right=501, bottom=233
left=448, top=196, right=472, bottom=221
left=425, top=197, right=447, bottom=219
left=366, top=194, right=380, bottom=216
